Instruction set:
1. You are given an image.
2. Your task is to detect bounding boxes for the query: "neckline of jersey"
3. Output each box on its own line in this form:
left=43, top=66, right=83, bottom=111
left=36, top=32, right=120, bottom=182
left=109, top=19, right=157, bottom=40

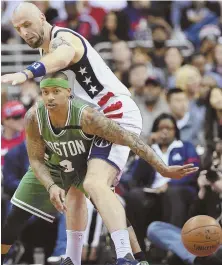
left=46, top=100, right=72, bottom=137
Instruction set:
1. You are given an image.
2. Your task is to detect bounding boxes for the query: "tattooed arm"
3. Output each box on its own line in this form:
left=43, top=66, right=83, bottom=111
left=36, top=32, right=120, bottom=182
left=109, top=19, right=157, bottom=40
left=25, top=106, right=54, bottom=190
left=81, top=107, right=199, bottom=179
left=25, top=107, right=66, bottom=212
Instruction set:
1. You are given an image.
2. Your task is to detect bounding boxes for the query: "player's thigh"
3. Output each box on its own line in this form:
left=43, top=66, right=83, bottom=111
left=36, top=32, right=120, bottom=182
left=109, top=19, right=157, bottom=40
left=85, top=158, right=119, bottom=187
left=87, top=119, right=141, bottom=186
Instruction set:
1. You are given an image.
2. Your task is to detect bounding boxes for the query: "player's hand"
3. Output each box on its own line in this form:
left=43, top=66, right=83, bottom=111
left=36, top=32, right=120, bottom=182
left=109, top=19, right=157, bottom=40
left=1, top=72, right=27, bottom=85
left=164, top=164, right=199, bottom=179
left=49, top=185, right=67, bottom=213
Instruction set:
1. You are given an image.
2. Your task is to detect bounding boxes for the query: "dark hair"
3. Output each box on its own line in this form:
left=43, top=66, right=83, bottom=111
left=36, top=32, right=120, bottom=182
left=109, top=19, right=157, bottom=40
left=166, top=88, right=185, bottom=101
left=41, top=71, right=68, bottom=81
left=129, top=63, right=147, bottom=72
left=151, top=113, right=180, bottom=139
left=101, top=11, right=130, bottom=41
left=204, top=88, right=218, bottom=148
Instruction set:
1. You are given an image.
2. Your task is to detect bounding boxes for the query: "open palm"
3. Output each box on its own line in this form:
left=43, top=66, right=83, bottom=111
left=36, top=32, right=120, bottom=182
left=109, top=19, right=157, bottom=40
left=164, top=164, right=199, bottom=179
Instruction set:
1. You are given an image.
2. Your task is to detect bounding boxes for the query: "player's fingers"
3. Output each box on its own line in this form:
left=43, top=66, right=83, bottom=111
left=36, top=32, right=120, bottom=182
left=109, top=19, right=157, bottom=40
left=52, top=194, right=64, bottom=213
left=182, top=167, right=199, bottom=176
left=60, top=190, right=67, bottom=212
left=181, top=163, right=195, bottom=169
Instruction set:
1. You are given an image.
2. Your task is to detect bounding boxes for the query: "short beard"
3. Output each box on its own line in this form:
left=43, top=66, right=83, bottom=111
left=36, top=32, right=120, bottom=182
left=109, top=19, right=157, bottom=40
left=28, top=29, right=44, bottom=48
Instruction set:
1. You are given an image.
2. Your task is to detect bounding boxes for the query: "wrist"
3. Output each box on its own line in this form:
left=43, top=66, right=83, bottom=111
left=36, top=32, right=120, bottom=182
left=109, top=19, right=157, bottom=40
left=46, top=182, right=56, bottom=192
left=23, top=69, right=34, bottom=79
left=26, top=62, right=46, bottom=78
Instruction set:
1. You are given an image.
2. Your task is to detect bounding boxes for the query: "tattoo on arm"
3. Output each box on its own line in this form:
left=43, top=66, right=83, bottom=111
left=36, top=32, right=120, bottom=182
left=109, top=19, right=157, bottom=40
left=50, top=36, right=72, bottom=51
left=81, top=108, right=168, bottom=175
left=25, top=107, right=54, bottom=190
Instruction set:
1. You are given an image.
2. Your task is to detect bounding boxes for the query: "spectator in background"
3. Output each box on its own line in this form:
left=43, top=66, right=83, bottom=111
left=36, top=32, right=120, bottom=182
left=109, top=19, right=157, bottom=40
left=163, top=47, right=183, bottom=90
left=199, top=25, right=221, bottom=65
left=31, top=1, right=58, bottom=24
left=190, top=52, right=222, bottom=87
left=93, top=11, right=130, bottom=44
left=150, top=25, right=169, bottom=68
left=199, top=75, right=217, bottom=104
left=125, top=113, right=199, bottom=251
left=55, top=1, right=99, bottom=41
left=167, top=88, right=203, bottom=146
left=1, top=101, right=26, bottom=166
left=147, top=137, right=222, bottom=265
left=204, top=87, right=222, bottom=160
left=123, top=0, right=152, bottom=41
left=135, top=77, right=169, bottom=140
left=175, top=65, right=205, bottom=125
left=112, top=40, right=132, bottom=87
left=180, top=1, right=219, bottom=46
left=132, top=47, right=165, bottom=86
left=78, top=0, right=106, bottom=31
left=212, top=43, right=222, bottom=82
left=128, top=63, right=148, bottom=98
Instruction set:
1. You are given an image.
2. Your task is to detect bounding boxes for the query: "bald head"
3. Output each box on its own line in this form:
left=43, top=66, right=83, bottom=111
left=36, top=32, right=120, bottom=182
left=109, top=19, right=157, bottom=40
left=13, top=2, right=42, bottom=17
left=12, top=2, right=46, bottom=48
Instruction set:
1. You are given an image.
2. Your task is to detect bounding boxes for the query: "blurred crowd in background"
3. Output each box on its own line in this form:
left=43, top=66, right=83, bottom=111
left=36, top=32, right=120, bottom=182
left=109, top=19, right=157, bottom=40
left=1, top=1, right=222, bottom=265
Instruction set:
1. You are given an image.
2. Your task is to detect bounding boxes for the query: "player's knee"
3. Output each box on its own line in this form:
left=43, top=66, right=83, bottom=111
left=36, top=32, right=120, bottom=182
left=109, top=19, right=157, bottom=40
left=83, top=176, right=105, bottom=194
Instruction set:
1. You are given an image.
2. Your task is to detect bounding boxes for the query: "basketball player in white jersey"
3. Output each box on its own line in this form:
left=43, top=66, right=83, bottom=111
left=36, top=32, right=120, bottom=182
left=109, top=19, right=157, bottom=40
left=1, top=3, right=198, bottom=265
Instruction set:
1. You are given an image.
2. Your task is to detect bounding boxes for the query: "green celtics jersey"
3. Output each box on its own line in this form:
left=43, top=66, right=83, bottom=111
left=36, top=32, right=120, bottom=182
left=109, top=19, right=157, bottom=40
left=35, top=99, right=94, bottom=187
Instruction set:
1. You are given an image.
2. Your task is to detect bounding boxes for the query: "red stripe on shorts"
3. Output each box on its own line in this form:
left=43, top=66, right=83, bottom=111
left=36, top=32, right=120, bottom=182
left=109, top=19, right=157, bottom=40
left=103, top=101, right=122, bottom=114
left=106, top=113, right=123, bottom=119
left=98, top=92, right=114, bottom=107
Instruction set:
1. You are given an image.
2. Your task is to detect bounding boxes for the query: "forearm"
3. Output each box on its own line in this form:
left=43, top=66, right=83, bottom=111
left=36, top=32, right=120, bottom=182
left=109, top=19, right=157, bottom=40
left=30, top=159, right=54, bottom=190
left=24, top=46, right=74, bottom=79
left=125, top=133, right=168, bottom=175
left=81, top=108, right=168, bottom=175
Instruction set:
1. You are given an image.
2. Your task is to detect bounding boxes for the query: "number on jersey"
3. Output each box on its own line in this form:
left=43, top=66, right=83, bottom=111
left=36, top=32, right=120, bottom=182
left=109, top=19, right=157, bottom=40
left=59, top=160, right=75, bottom=173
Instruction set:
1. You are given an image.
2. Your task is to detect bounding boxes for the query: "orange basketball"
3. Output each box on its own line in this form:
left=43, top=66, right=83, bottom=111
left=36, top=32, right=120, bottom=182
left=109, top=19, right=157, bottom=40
left=181, top=215, right=221, bottom=257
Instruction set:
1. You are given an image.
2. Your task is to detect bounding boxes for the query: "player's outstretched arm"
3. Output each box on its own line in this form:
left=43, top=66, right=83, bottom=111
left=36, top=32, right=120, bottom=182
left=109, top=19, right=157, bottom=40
left=25, top=107, right=66, bottom=212
left=1, top=33, right=76, bottom=85
left=81, top=107, right=199, bottom=179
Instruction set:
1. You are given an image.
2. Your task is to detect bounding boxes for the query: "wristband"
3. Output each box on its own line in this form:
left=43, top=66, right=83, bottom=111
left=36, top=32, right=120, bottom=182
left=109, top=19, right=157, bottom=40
left=26, top=62, right=46, bottom=78
left=20, top=71, right=29, bottom=80
left=47, top=183, right=56, bottom=192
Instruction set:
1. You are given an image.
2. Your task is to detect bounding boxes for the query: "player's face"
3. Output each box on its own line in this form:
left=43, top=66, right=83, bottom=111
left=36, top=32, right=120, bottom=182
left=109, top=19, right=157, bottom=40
left=41, top=87, right=71, bottom=111
left=12, top=14, right=44, bottom=48
left=156, top=119, right=176, bottom=146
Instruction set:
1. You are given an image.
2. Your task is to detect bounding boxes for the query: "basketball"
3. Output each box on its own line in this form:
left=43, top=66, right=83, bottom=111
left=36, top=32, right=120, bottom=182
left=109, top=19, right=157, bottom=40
left=181, top=215, right=221, bottom=257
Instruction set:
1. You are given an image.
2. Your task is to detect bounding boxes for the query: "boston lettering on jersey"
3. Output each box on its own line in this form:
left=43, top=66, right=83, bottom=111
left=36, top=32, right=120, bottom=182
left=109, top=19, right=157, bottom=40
left=45, top=140, right=86, bottom=158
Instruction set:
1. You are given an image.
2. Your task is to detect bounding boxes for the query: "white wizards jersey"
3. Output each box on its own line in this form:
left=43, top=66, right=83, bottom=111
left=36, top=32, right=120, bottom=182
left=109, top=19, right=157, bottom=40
left=40, top=26, right=131, bottom=110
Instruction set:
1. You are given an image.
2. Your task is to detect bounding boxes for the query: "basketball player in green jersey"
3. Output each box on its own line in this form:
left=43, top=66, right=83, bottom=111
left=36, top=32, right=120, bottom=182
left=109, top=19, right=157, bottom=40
left=2, top=72, right=198, bottom=265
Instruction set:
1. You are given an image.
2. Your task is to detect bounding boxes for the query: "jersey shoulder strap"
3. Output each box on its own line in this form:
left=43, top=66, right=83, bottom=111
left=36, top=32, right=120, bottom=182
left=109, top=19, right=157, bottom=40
left=35, top=100, right=46, bottom=135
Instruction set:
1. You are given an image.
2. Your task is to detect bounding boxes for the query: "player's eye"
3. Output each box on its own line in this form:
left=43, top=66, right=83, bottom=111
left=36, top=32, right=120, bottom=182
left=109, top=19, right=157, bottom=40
left=42, top=91, right=48, bottom=95
left=24, top=23, right=30, bottom=28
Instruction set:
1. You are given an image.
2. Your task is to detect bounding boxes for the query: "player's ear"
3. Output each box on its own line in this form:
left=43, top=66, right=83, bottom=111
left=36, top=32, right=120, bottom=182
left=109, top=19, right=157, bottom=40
left=40, top=13, right=46, bottom=23
left=67, top=88, right=71, bottom=98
